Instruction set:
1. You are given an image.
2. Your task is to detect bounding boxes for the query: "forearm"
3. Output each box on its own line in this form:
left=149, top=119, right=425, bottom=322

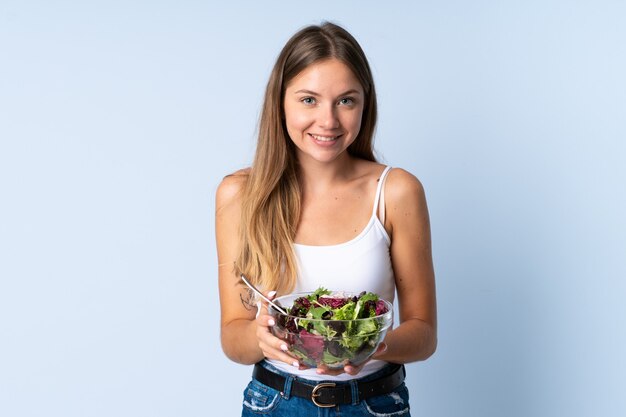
left=221, top=318, right=265, bottom=365
left=378, top=318, right=437, bottom=363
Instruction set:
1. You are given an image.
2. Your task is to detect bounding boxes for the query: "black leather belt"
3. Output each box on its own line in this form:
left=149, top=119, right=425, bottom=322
left=252, top=362, right=406, bottom=408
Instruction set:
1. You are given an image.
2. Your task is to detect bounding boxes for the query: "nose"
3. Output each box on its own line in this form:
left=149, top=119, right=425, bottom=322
left=318, top=103, right=340, bottom=129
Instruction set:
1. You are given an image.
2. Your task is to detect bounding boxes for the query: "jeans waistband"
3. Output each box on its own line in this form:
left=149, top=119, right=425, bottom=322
left=253, top=360, right=406, bottom=408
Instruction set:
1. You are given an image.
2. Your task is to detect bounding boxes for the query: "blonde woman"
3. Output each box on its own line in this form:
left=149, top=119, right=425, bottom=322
left=215, top=22, right=437, bottom=416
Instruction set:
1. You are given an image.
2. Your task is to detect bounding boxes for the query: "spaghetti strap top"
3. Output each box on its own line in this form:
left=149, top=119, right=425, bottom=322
left=373, top=165, right=390, bottom=226
left=268, top=166, right=396, bottom=381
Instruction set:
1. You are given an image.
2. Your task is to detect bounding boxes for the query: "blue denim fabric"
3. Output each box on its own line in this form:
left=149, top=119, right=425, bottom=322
left=241, top=361, right=411, bottom=416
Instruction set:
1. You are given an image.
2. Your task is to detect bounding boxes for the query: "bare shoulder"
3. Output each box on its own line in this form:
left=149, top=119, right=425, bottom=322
left=384, top=168, right=431, bottom=244
left=216, top=168, right=250, bottom=211
left=385, top=168, right=427, bottom=205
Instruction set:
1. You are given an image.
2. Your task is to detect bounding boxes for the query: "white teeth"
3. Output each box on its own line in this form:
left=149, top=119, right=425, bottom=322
left=311, top=134, right=338, bottom=142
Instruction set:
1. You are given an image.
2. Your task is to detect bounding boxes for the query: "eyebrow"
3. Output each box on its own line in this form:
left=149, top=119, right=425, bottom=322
left=293, top=89, right=362, bottom=96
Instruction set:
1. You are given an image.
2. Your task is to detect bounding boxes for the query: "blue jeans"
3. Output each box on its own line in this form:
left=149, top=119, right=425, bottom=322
left=241, top=361, right=411, bottom=416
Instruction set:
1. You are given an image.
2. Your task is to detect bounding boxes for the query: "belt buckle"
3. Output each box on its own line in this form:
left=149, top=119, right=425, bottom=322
left=311, top=382, right=336, bottom=408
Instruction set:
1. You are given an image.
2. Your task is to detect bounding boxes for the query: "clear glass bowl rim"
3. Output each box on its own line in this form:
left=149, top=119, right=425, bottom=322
left=267, top=291, right=394, bottom=323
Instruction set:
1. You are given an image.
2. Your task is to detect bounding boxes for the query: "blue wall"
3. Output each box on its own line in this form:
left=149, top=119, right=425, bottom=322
left=1, top=1, right=624, bottom=416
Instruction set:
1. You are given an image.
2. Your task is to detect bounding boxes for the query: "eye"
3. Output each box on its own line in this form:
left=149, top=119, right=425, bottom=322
left=339, top=97, right=355, bottom=106
left=301, top=97, right=316, bottom=105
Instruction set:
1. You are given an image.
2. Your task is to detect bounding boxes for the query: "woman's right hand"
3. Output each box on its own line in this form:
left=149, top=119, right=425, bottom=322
left=255, top=291, right=304, bottom=369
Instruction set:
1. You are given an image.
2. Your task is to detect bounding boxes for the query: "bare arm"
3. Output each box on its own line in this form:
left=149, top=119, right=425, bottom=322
left=215, top=173, right=301, bottom=366
left=376, top=168, right=438, bottom=363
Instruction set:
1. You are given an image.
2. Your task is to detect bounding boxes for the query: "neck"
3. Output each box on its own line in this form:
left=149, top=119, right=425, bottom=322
left=297, top=153, right=357, bottom=193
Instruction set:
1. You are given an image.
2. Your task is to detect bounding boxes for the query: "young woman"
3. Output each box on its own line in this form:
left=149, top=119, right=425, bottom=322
left=215, top=22, right=437, bottom=416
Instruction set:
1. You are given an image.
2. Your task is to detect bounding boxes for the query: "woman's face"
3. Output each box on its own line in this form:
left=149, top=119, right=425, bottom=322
left=283, top=59, right=365, bottom=165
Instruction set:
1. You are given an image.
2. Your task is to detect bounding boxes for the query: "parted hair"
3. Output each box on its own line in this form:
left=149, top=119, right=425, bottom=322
left=236, top=22, right=378, bottom=294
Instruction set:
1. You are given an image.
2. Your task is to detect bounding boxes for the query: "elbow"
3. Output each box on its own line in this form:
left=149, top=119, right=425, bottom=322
left=412, top=326, right=437, bottom=362
left=422, top=335, right=438, bottom=360
left=221, top=341, right=242, bottom=364
left=222, top=348, right=258, bottom=366
left=220, top=336, right=247, bottom=364
left=220, top=326, right=261, bottom=365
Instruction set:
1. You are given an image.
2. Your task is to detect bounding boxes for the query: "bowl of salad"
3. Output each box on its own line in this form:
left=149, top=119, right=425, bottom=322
left=268, top=287, right=393, bottom=369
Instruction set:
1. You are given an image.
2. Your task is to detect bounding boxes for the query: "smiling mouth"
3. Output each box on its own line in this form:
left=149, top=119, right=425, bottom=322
left=310, top=134, right=341, bottom=142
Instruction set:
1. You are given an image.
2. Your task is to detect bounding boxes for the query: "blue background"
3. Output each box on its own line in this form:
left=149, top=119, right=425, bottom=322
left=1, top=1, right=624, bottom=416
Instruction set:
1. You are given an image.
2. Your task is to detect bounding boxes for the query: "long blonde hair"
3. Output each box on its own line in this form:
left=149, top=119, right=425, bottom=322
left=236, top=22, right=378, bottom=294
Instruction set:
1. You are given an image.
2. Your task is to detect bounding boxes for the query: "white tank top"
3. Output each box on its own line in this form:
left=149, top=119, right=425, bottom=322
left=268, top=166, right=396, bottom=381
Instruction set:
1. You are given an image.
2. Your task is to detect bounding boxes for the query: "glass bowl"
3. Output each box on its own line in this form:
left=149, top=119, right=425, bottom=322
left=268, top=291, right=393, bottom=369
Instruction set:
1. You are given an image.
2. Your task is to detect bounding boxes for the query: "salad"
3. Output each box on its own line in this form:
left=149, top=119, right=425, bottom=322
left=273, top=287, right=392, bottom=368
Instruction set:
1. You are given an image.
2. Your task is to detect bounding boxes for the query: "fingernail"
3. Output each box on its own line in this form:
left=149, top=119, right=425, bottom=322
left=268, top=319, right=275, bottom=326
left=280, top=344, right=288, bottom=351
left=292, top=361, right=299, bottom=368
left=268, top=290, right=277, bottom=298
